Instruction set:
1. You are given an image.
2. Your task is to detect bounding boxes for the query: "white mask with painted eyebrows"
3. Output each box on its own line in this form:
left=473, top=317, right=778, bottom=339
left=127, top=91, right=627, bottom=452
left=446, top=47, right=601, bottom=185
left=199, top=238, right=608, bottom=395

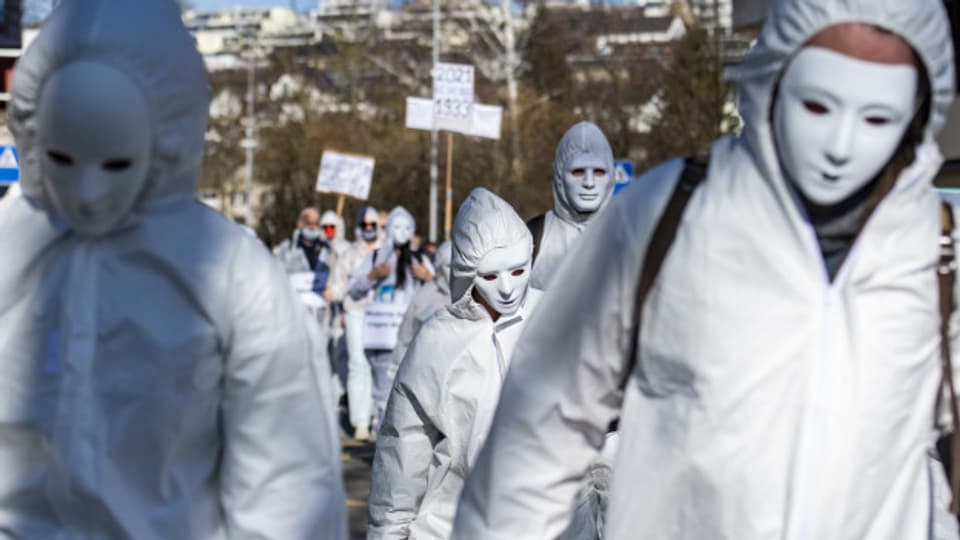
left=774, top=46, right=917, bottom=206
left=563, top=152, right=610, bottom=213
left=472, top=241, right=531, bottom=318
left=37, top=61, right=153, bottom=237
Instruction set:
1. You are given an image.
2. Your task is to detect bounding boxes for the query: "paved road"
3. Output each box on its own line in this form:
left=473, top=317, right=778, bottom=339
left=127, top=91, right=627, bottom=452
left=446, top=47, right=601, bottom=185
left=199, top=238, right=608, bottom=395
left=342, top=435, right=375, bottom=539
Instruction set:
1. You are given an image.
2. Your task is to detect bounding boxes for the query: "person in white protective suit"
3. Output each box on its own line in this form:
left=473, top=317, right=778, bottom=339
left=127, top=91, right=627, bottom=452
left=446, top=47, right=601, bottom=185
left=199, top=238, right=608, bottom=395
left=452, top=1, right=960, bottom=539
left=349, top=206, right=434, bottom=426
left=388, top=240, right=454, bottom=380
left=528, top=121, right=615, bottom=291
left=368, top=188, right=540, bottom=540
left=318, top=209, right=352, bottom=396
left=274, top=206, right=328, bottom=274
left=0, top=0, right=348, bottom=537
left=336, top=205, right=382, bottom=441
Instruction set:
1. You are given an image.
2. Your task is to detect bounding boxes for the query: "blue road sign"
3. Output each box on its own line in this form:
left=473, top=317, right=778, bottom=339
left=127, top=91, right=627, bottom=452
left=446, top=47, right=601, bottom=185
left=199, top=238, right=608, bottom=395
left=0, top=145, right=20, bottom=184
left=613, top=158, right=633, bottom=195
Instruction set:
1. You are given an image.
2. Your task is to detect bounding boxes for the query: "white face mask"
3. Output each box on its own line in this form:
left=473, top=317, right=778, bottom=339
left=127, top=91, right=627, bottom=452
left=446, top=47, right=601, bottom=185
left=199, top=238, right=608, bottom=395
left=774, top=47, right=918, bottom=206
left=37, top=61, right=153, bottom=237
left=563, top=152, right=610, bottom=213
left=472, top=241, right=531, bottom=318
left=390, top=216, right=414, bottom=245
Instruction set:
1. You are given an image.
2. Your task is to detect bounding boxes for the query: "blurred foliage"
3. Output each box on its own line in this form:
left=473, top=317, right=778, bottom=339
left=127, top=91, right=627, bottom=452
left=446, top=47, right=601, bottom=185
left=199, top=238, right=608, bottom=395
left=203, top=9, right=733, bottom=247
left=643, top=24, right=737, bottom=167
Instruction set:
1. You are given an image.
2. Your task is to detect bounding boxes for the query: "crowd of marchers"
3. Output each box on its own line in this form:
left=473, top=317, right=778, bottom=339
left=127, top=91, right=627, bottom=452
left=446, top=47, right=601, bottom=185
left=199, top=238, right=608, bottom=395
left=1, top=0, right=960, bottom=539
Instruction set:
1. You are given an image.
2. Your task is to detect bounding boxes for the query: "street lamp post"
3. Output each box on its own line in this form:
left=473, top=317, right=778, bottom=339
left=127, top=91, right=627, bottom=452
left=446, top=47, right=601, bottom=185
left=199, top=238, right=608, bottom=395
left=242, top=35, right=257, bottom=226
left=429, top=0, right=440, bottom=243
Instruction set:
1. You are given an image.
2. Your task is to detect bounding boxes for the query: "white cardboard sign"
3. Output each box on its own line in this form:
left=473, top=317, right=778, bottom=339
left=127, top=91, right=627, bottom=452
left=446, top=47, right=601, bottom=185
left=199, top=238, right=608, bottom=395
left=470, top=104, right=503, bottom=140
left=362, top=303, right=407, bottom=350
left=315, top=150, right=375, bottom=200
left=432, top=62, right=475, bottom=133
left=405, top=96, right=502, bottom=140
left=289, top=271, right=326, bottom=317
left=405, top=97, right=435, bottom=131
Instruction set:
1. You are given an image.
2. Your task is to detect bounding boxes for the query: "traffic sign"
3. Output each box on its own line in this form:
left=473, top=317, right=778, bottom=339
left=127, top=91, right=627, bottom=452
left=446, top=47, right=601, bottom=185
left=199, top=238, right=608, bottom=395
left=0, top=145, right=19, bottom=184
left=613, top=159, right=633, bottom=195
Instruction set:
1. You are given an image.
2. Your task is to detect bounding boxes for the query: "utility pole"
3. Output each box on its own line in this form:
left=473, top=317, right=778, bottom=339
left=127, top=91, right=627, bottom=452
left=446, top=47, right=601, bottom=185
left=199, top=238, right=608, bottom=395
left=242, top=34, right=258, bottom=226
left=429, top=0, right=440, bottom=243
left=501, top=0, right=521, bottom=184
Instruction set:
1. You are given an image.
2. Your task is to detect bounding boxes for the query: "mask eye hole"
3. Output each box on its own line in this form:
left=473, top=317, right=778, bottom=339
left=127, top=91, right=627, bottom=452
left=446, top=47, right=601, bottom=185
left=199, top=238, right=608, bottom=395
left=47, top=150, right=74, bottom=166
left=571, top=168, right=586, bottom=177
left=594, top=169, right=607, bottom=178
left=865, top=116, right=891, bottom=126
left=481, top=274, right=497, bottom=282
left=511, top=268, right=525, bottom=277
left=103, top=159, right=132, bottom=172
left=802, top=100, right=829, bottom=115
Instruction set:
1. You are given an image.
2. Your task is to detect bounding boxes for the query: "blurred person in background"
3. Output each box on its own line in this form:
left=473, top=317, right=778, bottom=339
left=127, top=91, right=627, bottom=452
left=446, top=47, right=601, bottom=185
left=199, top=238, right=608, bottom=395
left=349, top=206, right=433, bottom=429
left=388, top=240, right=454, bottom=380
left=334, top=205, right=382, bottom=441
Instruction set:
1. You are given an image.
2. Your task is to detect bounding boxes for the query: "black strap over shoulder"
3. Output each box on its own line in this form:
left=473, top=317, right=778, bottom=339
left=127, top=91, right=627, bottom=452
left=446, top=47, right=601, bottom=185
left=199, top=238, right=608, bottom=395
left=526, top=213, right=546, bottom=264
left=619, top=156, right=709, bottom=390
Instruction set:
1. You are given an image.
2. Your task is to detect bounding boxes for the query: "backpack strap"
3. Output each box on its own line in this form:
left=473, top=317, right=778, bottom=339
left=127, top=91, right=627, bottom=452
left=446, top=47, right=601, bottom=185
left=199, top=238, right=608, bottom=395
left=938, top=201, right=960, bottom=514
left=526, top=213, right=546, bottom=264
left=619, top=156, right=709, bottom=390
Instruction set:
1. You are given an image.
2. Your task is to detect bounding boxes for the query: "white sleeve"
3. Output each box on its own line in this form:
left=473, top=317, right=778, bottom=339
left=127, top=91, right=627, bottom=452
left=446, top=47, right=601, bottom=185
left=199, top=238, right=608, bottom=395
left=220, top=242, right=348, bottom=539
left=348, top=251, right=379, bottom=301
left=368, top=338, right=442, bottom=539
left=452, top=160, right=684, bottom=540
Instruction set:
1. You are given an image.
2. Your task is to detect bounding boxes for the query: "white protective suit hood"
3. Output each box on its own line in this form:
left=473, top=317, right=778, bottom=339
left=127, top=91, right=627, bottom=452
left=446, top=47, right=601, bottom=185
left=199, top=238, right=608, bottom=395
left=374, top=206, right=416, bottom=257
left=10, top=0, right=209, bottom=237
left=450, top=188, right=533, bottom=315
left=321, top=209, right=347, bottom=243
left=736, top=0, right=955, bottom=198
left=551, top=121, right=615, bottom=225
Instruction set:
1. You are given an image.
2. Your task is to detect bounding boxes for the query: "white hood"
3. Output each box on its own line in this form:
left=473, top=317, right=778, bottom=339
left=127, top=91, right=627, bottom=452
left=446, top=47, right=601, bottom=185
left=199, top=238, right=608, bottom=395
left=551, top=121, right=615, bottom=225
left=736, top=0, right=955, bottom=193
left=450, top=188, right=532, bottom=306
left=321, top=210, right=347, bottom=243
left=9, top=0, right=209, bottom=217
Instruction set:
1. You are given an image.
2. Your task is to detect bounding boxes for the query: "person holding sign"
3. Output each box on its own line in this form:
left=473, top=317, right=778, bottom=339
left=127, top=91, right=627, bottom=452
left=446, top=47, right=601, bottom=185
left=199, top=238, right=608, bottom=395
left=527, top=121, right=615, bottom=291
left=0, top=0, right=347, bottom=537
left=368, top=188, right=540, bottom=540
left=349, top=206, right=434, bottom=425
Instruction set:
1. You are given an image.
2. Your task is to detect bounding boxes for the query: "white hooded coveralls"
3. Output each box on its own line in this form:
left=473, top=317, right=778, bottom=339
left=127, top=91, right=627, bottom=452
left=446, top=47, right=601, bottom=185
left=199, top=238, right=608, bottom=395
left=529, top=121, right=615, bottom=290
left=349, top=206, right=434, bottom=421
left=336, top=206, right=382, bottom=430
left=452, top=1, right=959, bottom=539
left=368, top=189, right=540, bottom=540
left=0, top=1, right=347, bottom=538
